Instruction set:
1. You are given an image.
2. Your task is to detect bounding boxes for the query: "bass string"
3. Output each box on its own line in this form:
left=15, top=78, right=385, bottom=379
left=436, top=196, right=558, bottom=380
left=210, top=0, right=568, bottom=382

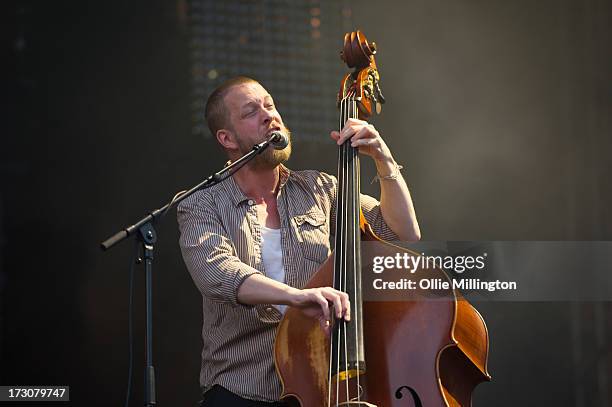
left=351, top=95, right=361, bottom=405
left=343, top=92, right=353, bottom=404
left=330, top=92, right=348, bottom=406
left=339, top=94, right=345, bottom=405
left=346, top=94, right=363, bottom=404
left=341, top=91, right=350, bottom=405
left=329, top=90, right=363, bottom=406
left=330, top=93, right=346, bottom=407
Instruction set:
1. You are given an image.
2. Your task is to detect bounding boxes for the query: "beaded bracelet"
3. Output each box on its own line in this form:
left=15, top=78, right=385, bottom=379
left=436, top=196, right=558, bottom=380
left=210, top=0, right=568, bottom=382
left=371, top=162, right=404, bottom=183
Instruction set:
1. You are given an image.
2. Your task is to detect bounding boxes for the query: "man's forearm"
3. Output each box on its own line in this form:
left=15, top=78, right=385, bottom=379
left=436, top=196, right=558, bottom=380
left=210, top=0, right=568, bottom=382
left=237, top=273, right=298, bottom=306
left=375, top=157, right=421, bottom=241
left=237, top=274, right=352, bottom=327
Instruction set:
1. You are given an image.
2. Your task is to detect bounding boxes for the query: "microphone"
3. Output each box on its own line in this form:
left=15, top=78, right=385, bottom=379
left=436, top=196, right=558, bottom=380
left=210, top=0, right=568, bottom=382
left=269, top=131, right=289, bottom=150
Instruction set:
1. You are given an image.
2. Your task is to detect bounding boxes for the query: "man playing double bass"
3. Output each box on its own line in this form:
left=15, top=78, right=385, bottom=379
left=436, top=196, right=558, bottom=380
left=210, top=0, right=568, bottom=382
left=177, top=76, right=420, bottom=406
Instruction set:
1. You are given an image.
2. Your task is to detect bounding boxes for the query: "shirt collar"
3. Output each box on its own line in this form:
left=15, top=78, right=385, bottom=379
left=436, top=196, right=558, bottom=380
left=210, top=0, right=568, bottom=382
left=226, top=164, right=292, bottom=207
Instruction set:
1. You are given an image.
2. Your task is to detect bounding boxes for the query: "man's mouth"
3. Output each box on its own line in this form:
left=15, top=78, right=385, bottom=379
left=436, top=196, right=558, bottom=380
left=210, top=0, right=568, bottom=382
left=266, top=126, right=281, bottom=135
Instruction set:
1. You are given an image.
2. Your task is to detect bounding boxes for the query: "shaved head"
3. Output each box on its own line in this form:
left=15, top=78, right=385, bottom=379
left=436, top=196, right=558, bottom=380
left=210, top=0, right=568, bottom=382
left=204, top=76, right=258, bottom=137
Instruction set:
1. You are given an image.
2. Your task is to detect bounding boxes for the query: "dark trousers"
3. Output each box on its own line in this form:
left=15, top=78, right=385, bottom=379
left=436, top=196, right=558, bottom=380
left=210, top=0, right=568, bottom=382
left=200, top=385, right=289, bottom=407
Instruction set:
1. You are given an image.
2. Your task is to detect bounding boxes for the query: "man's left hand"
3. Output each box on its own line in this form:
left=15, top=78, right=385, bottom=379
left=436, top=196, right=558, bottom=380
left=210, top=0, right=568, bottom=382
left=330, top=118, right=392, bottom=163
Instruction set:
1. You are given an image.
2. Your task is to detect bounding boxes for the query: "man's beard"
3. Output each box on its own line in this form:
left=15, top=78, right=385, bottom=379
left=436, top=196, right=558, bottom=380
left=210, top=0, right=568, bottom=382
left=236, top=129, right=292, bottom=170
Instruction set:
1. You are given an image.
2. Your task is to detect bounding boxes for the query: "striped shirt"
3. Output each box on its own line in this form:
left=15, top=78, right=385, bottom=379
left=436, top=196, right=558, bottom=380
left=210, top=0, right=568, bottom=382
left=177, top=165, right=398, bottom=402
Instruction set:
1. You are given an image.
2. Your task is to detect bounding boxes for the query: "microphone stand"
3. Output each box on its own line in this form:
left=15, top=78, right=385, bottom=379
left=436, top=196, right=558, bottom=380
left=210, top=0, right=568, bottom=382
left=100, top=134, right=282, bottom=407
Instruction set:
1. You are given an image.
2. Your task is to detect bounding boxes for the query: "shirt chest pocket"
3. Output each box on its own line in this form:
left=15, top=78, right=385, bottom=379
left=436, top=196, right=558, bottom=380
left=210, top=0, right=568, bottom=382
left=293, top=210, right=330, bottom=263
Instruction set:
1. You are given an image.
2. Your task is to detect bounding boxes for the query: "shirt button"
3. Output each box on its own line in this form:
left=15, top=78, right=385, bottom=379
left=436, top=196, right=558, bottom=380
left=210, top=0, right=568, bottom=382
left=265, top=306, right=273, bottom=312
left=247, top=199, right=255, bottom=206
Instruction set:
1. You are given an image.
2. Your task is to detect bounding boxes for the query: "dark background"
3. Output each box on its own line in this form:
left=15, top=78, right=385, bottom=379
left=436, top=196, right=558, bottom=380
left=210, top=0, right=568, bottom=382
left=3, top=0, right=611, bottom=406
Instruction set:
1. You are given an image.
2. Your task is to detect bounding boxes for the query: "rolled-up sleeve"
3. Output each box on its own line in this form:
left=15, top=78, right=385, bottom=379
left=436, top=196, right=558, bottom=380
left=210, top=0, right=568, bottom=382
left=359, top=193, right=399, bottom=241
left=177, top=192, right=262, bottom=307
left=316, top=172, right=399, bottom=241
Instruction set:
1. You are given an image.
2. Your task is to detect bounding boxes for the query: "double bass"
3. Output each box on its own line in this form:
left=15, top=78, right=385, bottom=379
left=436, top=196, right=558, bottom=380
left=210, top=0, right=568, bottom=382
left=275, top=30, right=491, bottom=407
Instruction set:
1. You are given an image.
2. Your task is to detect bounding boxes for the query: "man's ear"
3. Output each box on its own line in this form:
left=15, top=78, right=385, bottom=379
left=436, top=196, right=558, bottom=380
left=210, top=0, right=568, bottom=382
left=216, top=129, right=239, bottom=151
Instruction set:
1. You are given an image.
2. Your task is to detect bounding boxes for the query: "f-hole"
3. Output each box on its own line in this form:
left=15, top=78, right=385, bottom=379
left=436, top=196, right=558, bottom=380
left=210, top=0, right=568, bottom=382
left=394, top=386, right=423, bottom=407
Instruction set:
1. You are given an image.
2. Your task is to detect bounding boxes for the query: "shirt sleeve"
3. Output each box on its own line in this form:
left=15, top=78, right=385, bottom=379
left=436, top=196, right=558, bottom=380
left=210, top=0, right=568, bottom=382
left=316, top=172, right=399, bottom=241
left=177, top=192, right=262, bottom=307
left=359, top=193, right=399, bottom=241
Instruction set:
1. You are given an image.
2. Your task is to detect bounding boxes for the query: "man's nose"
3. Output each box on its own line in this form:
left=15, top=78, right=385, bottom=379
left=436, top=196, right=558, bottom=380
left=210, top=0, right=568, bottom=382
left=261, top=109, right=274, bottom=123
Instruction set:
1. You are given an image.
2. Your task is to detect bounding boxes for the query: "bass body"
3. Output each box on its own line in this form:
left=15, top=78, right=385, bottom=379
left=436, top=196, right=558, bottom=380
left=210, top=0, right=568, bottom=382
left=275, top=30, right=490, bottom=407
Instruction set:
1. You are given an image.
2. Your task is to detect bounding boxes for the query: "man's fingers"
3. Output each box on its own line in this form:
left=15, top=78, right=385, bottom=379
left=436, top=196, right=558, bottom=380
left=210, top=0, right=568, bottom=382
left=320, top=318, right=331, bottom=336
left=351, top=125, right=378, bottom=141
left=351, top=138, right=377, bottom=148
left=329, top=292, right=343, bottom=319
left=315, top=293, right=331, bottom=322
left=329, top=289, right=350, bottom=321
left=341, top=292, right=351, bottom=321
left=299, top=288, right=351, bottom=327
left=338, top=123, right=378, bottom=145
left=346, top=118, right=366, bottom=126
left=337, top=127, right=355, bottom=145
left=338, top=121, right=365, bottom=143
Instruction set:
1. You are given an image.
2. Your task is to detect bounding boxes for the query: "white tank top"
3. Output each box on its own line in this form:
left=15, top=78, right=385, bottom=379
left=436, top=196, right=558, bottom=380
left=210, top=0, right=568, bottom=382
left=261, top=225, right=287, bottom=313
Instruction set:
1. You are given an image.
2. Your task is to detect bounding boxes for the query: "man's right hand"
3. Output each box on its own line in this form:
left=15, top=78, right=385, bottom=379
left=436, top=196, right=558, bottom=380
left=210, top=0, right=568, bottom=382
left=289, top=287, right=351, bottom=334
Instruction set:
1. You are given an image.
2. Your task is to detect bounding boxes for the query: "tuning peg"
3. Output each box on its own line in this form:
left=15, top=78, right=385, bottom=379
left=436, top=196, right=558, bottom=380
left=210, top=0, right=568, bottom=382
left=375, top=82, right=386, bottom=104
